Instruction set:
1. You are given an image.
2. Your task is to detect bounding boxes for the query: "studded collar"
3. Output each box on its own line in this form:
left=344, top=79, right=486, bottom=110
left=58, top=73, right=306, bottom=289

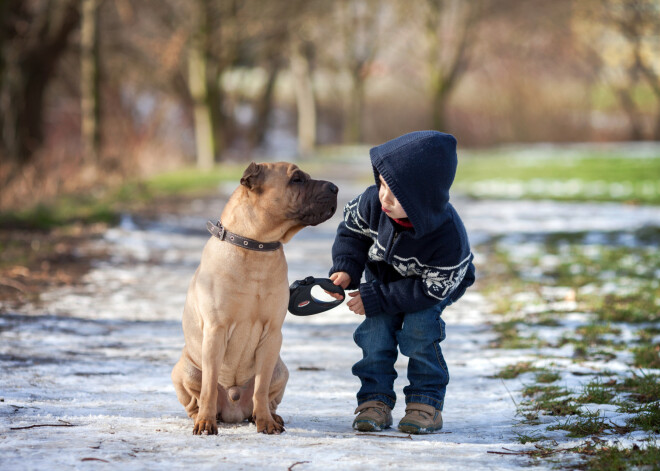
left=206, top=220, right=282, bottom=252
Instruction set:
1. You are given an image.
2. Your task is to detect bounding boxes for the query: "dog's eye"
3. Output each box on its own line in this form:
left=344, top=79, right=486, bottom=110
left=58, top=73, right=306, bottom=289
left=291, top=174, right=304, bottom=184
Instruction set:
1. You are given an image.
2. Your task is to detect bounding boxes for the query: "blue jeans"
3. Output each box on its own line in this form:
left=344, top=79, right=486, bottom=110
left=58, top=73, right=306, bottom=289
left=352, top=303, right=449, bottom=410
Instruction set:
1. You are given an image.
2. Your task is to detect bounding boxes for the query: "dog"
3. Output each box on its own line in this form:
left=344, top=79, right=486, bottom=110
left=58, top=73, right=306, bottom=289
left=171, top=161, right=338, bottom=434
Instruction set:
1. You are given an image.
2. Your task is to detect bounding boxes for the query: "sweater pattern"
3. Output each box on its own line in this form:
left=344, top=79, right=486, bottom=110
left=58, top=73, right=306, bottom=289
left=343, top=193, right=473, bottom=302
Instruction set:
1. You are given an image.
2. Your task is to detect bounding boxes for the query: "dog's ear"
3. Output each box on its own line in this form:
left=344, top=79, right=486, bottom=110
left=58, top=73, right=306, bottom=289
left=240, top=162, right=263, bottom=192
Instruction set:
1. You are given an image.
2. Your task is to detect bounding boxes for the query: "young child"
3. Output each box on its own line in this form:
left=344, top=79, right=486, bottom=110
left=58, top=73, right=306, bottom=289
left=329, top=130, right=475, bottom=434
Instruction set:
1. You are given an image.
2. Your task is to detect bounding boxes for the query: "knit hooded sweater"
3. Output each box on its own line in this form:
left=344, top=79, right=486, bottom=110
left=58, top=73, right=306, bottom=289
left=329, top=130, right=476, bottom=318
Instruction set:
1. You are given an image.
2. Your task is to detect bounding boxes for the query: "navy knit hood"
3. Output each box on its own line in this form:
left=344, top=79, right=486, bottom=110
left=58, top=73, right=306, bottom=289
left=370, top=131, right=458, bottom=237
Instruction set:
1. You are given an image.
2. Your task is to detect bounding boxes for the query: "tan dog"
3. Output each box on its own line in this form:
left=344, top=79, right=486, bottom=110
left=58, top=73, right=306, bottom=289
left=171, top=162, right=338, bottom=435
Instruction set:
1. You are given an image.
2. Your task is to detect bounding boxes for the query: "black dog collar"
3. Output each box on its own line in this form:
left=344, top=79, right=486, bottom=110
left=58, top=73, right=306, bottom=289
left=206, top=220, right=281, bottom=252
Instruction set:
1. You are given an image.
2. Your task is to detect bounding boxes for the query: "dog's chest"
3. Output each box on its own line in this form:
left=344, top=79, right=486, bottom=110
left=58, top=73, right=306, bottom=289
left=217, top=320, right=276, bottom=387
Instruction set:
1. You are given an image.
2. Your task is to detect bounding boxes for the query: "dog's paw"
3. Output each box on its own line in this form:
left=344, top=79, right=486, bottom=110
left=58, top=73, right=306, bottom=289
left=272, top=413, right=284, bottom=427
left=254, top=414, right=285, bottom=434
left=193, top=417, right=218, bottom=435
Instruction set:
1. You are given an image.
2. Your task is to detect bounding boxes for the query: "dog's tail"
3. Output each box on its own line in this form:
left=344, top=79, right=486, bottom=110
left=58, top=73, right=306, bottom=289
left=228, top=386, right=241, bottom=402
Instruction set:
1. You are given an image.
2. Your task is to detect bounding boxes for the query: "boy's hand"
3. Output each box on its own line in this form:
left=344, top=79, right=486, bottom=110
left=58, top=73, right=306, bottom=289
left=326, top=272, right=351, bottom=300
left=329, top=272, right=364, bottom=314
left=330, top=272, right=351, bottom=288
left=346, top=291, right=365, bottom=316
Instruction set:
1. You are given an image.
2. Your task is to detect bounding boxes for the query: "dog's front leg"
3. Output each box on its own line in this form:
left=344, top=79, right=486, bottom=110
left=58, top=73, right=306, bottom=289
left=194, top=325, right=226, bottom=435
left=252, top=330, right=284, bottom=434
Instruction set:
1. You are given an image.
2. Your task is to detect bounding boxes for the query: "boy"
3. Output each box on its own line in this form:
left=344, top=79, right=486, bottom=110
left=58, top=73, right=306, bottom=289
left=329, top=130, right=475, bottom=434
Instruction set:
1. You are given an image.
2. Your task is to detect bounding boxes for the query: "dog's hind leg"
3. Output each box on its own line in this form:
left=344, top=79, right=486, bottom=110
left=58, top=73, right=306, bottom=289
left=171, top=349, right=202, bottom=419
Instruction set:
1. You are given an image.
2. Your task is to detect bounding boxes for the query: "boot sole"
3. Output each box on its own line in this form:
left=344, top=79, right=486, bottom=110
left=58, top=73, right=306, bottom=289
left=353, top=419, right=392, bottom=432
left=398, top=422, right=443, bottom=434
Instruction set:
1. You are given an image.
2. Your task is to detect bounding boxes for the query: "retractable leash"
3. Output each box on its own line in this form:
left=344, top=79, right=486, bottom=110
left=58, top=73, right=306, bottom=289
left=288, top=276, right=345, bottom=316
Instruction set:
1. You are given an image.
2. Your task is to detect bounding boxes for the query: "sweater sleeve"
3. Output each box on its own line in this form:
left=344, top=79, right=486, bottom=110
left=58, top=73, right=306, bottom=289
left=359, top=252, right=474, bottom=317
left=329, top=192, right=375, bottom=290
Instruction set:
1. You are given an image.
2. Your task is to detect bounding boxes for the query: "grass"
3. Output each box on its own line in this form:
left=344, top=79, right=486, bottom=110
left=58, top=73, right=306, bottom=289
left=535, top=370, right=561, bottom=384
left=139, top=165, right=246, bottom=194
left=0, top=164, right=246, bottom=230
left=514, top=431, right=546, bottom=444
left=0, top=195, right=119, bottom=230
left=632, top=344, right=660, bottom=369
left=491, top=361, right=538, bottom=379
left=576, top=379, right=616, bottom=405
left=578, top=444, right=660, bottom=471
left=478, top=223, right=660, bottom=467
left=548, top=410, right=608, bottom=437
left=627, top=402, right=660, bottom=433
left=455, top=147, right=660, bottom=204
left=616, top=372, right=660, bottom=403
left=522, top=385, right=581, bottom=417
left=593, top=291, right=660, bottom=323
left=491, top=320, right=547, bottom=349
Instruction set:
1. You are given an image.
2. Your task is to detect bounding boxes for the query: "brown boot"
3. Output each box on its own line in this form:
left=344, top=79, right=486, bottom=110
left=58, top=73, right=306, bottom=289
left=398, top=403, right=443, bottom=434
left=352, top=400, right=393, bottom=432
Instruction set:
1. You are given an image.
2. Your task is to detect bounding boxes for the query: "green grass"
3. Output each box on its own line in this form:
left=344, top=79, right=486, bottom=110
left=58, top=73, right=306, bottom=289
left=0, top=195, right=119, bottom=230
left=632, top=344, right=660, bottom=369
left=579, top=444, right=660, bottom=471
left=616, top=372, right=660, bottom=404
left=548, top=410, right=608, bottom=437
left=576, top=379, right=617, bottom=405
left=627, top=402, right=660, bottom=433
left=491, top=320, right=547, bottom=349
left=141, top=165, right=246, bottom=194
left=593, top=291, right=660, bottom=323
left=514, top=431, right=546, bottom=444
left=455, top=149, right=660, bottom=204
left=535, top=370, right=561, bottom=384
left=471, top=185, right=660, bottom=467
left=491, top=361, right=538, bottom=379
left=0, top=164, right=246, bottom=230
left=522, top=385, right=581, bottom=416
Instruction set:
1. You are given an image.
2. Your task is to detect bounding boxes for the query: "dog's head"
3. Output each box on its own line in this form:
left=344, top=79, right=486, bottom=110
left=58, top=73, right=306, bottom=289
left=240, top=162, right=338, bottom=227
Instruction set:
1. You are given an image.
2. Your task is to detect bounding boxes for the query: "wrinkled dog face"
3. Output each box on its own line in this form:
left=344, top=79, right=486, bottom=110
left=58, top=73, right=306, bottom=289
left=241, top=162, right=338, bottom=226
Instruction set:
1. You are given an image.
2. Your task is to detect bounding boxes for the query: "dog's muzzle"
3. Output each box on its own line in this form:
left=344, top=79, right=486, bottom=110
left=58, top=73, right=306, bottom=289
left=295, top=181, right=338, bottom=226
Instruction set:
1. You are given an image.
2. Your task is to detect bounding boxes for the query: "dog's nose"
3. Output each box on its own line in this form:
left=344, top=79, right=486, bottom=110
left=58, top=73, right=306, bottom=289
left=326, top=182, right=338, bottom=194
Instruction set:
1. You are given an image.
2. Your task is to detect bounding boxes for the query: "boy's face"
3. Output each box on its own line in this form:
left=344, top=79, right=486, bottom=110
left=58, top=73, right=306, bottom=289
left=378, top=175, right=408, bottom=220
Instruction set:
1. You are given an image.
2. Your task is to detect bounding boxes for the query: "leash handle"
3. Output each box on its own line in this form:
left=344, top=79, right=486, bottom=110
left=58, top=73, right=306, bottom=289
left=288, top=276, right=345, bottom=316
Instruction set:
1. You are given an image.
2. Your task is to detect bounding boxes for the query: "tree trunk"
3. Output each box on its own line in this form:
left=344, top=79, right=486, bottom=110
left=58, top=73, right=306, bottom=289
left=81, top=0, right=101, bottom=164
left=290, top=38, right=316, bottom=158
left=250, top=57, right=282, bottom=148
left=0, top=0, right=80, bottom=169
left=344, top=68, right=365, bottom=144
left=431, top=81, right=449, bottom=132
left=188, top=41, right=215, bottom=170
left=616, top=88, right=644, bottom=140
left=423, top=0, right=479, bottom=132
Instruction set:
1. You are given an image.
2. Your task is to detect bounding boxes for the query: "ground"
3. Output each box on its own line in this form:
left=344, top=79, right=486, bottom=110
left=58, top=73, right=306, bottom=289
left=1, top=164, right=659, bottom=470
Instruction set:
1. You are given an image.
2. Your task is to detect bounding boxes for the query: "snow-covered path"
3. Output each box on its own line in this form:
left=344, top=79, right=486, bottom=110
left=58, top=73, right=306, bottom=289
left=3, top=171, right=660, bottom=470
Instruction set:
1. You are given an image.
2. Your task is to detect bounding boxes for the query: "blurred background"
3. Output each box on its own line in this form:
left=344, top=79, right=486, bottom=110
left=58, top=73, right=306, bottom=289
left=1, top=0, right=660, bottom=212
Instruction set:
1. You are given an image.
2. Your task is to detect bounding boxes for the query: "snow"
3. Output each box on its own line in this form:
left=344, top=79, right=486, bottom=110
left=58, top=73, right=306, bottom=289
left=2, top=174, right=660, bottom=470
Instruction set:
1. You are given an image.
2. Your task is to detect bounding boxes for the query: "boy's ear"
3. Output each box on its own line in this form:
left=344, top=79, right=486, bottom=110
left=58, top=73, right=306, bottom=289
left=240, top=162, right=263, bottom=192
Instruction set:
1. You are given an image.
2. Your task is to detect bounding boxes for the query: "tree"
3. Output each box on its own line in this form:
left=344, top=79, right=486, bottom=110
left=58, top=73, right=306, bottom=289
left=0, top=0, right=80, bottom=170
left=575, top=0, right=660, bottom=139
left=413, top=0, right=483, bottom=131
left=290, top=32, right=316, bottom=157
left=81, top=0, right=101, bottom=163
left=337, top=0, right=384, bottom=144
